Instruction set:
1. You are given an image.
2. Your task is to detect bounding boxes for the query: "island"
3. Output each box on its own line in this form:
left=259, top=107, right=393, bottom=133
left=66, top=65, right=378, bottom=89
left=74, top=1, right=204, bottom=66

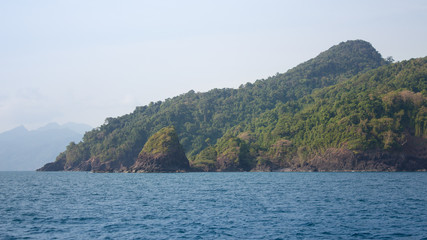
left=38, top=40, right=427, bottom=172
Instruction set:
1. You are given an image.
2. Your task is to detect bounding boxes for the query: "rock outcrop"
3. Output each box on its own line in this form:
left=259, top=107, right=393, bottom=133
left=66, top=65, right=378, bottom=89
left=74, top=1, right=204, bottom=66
left=279, top=137, right=427, bottom=172
left=130, top=126, right=190, bottom=172
left=37, top=155, right=66, bottom=171
left=74, top=157, right=132, bottom=173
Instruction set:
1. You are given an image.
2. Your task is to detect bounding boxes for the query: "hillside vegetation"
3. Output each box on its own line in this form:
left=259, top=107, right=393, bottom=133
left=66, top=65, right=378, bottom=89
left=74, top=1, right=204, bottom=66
left=38, top=40, right=427, bottom=172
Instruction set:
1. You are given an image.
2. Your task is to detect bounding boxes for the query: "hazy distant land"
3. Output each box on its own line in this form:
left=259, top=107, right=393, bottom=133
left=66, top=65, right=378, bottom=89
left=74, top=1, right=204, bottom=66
left=0, top=123, right=91, bottom=171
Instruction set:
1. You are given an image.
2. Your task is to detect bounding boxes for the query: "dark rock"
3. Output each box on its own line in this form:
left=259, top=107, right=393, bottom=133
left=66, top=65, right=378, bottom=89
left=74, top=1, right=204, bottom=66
left=37, top=152, right=66, bottom=171
left=76, top=157, right=133, bottom=173
left=36, top=157, right=65, bottom=171
left=297, top=146, right=427, bottom=172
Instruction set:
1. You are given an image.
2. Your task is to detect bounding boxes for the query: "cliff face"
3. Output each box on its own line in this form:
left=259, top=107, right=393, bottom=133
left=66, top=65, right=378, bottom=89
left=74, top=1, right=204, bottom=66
left=300, top=147, right=427, bottom=172
left=130, top=126, right=190, bottom=173
left=250, top=135, right=426, bottom=172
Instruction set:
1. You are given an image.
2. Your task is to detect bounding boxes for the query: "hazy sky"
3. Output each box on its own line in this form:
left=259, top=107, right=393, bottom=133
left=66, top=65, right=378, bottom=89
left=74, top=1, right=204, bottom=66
left=1, top=0, right=426, bottom=133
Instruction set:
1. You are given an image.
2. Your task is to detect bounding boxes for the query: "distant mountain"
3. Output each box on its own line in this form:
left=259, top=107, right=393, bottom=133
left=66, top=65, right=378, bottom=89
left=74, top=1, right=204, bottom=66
left=0, top=123, right=92, bottom=171
left=36, top=122, right=91, bottom=135
left=38, top=40, right=427, bottom=172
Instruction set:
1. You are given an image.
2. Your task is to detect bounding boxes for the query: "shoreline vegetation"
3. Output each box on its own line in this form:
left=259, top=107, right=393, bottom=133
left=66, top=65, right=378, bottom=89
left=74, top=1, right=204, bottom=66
left=38, top=40, right=427, bottom=173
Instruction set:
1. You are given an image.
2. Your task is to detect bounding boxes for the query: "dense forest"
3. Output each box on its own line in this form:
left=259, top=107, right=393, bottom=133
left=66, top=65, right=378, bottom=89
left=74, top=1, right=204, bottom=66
left=39, top=40, right=427, bottom=172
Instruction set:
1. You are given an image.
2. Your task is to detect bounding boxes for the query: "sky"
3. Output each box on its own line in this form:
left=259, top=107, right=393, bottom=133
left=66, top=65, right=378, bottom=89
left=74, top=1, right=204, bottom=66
left=1, top=0, right=427, bottom=133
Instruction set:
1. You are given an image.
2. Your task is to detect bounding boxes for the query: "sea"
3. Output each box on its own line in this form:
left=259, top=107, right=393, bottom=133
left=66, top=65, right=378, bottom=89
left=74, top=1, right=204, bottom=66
left=0, top=172, right=426, bottom=240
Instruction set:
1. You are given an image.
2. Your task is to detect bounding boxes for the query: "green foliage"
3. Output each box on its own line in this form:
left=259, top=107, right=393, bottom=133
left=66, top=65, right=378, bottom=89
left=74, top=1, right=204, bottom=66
left=223, top=57, right=427, bottom=168
left=140, top=126, right=181, bottom=156
left=215, top=135, right=255, bottom=171
left=191, top=146, right=217, bottom=171
left=64, top=142, right=89, bottom=168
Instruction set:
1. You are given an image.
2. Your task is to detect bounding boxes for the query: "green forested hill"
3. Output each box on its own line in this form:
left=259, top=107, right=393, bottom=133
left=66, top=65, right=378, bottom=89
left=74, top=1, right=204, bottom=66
left=198, top=57, right=426, bottom=171
left=38, top=40, right=427, bottom=172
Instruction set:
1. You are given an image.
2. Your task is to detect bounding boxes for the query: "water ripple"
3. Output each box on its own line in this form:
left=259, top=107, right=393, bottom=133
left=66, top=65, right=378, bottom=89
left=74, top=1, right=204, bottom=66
left=0, top=172, right=426, bottom=239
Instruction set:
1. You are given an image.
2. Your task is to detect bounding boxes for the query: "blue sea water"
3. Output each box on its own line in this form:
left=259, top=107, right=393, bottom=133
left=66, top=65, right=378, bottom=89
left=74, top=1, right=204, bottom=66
left=0, top=172, right=426, bottom=240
